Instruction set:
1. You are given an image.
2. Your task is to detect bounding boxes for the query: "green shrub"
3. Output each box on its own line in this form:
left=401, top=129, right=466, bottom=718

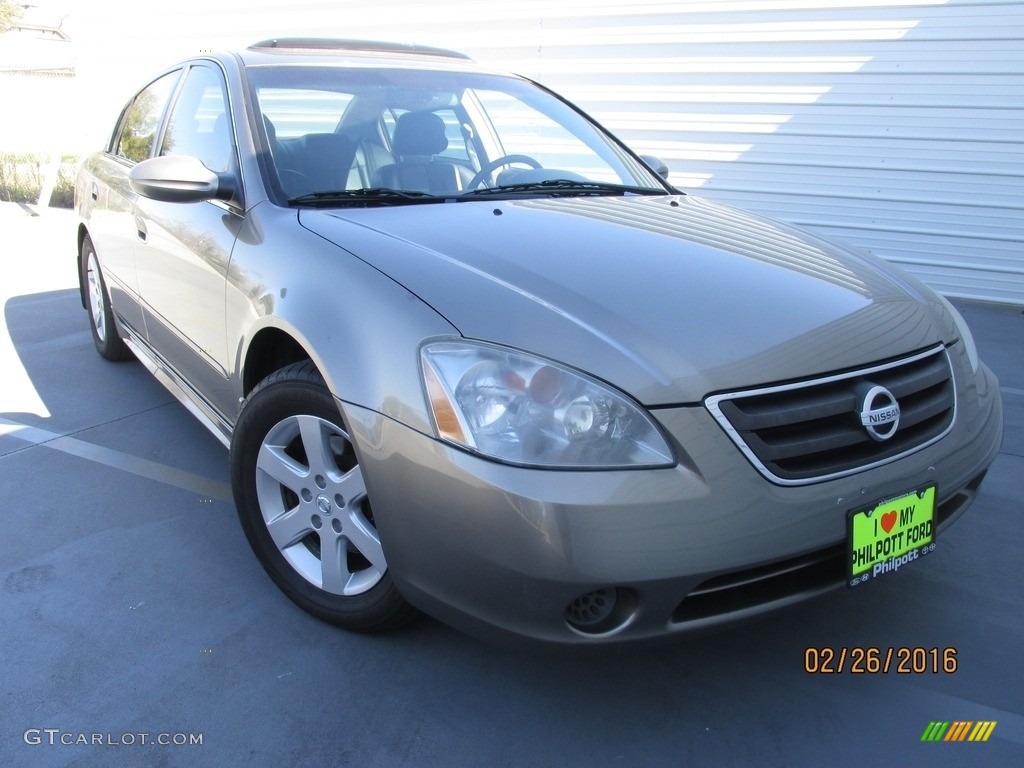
left=0, top=153, right=78, bottom=208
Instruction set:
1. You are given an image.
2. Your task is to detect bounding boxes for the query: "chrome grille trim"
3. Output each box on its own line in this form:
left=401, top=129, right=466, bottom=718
left=706, top=345, right=956, bottom=486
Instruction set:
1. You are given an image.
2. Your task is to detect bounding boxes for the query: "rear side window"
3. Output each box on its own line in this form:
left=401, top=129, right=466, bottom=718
left=160, top=64, right=234, bottom=173
left=113, top=70, right=180, bottom=163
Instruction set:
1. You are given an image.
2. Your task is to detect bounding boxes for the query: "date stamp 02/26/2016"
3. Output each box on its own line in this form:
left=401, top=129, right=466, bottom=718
left=803, top=646, right=958, bottom=675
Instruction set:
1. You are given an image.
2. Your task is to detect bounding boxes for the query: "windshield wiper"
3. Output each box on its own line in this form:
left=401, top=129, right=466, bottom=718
left=288, top=187, right=442, bottom=206
left=458, top=179, right=666, bottom=198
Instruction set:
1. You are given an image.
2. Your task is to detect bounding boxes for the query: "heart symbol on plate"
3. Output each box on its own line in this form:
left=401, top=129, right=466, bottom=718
left=881, top=510, right=897, bottom=534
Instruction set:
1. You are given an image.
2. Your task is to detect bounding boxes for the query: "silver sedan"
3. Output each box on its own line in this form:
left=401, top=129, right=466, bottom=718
left=75, top=39, right=1002, bottom=644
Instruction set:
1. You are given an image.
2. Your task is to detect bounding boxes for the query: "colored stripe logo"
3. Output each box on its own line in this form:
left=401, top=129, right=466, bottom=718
left=921, top=721, right=997, bottom=742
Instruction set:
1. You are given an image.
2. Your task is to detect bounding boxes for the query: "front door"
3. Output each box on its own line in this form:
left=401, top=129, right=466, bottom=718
left=135, top=63, right=240, bottom=420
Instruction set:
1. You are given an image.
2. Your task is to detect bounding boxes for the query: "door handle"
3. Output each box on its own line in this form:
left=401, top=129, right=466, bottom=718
left=91, top=182, right=99, bottom=201
left=135, top=216, right=148, bottom=242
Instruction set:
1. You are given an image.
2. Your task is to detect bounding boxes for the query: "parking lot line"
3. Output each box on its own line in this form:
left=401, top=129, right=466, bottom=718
left=0, top=416, right=232, bottom=501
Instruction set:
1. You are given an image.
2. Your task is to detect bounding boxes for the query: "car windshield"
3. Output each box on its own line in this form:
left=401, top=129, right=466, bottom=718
left=246, top=65, right=667, bottom=204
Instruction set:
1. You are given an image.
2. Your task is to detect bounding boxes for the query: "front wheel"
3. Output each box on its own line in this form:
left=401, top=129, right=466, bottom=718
left=230, top=361, right=418, bottom=632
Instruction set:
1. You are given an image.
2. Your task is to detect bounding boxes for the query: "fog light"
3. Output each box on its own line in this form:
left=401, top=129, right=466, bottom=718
left=564, top=587, right=638, bottom=635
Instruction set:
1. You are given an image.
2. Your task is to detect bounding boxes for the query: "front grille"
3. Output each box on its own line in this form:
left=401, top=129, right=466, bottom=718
left=706, top=346, right=955, bottom=485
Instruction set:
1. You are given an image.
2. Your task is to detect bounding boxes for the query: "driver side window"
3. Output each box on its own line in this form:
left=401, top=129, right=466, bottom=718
left=160, top=65, right=234, bottom=174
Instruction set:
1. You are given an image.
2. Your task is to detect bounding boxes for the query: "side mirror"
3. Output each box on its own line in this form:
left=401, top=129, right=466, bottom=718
left=639, top=155, right=670, bottom=181
left=129, top=155, right=235, bottom=203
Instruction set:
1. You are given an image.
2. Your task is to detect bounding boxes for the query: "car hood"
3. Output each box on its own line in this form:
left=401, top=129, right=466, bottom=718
left=300, top=194, right=952, bottom=405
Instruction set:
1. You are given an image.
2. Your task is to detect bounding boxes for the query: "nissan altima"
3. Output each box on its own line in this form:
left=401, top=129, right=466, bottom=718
left=74, top=38, right=1002, bottom=644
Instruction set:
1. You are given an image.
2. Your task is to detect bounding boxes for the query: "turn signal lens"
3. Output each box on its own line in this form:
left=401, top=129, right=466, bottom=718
left=422, top=356, right=470, bottom=445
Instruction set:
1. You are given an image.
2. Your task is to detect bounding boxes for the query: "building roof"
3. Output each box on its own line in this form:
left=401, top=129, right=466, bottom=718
left=0, top=3, right=73, bottom=75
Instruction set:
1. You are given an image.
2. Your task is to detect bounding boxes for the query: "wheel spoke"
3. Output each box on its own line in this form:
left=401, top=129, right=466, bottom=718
left=296, top=415, right=337, bottom=477
left=256, top=442, right=307, bottom=494
left=318, top=533, right=348, bottom=594
left=344, top=508, right=387, bottom=572
left=265, top=506, right=313, bottom=550
left=337, top=465, right=367, bottom=506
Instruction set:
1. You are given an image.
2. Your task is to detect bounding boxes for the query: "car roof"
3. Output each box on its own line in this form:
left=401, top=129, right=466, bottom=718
left=233, top=38, right=487, bottom=73
left=250, top=38, right=471, bottom=60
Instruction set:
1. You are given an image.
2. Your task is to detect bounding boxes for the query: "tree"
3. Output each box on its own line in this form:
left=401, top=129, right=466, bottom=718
left=0, top=1, right=23, bottom=34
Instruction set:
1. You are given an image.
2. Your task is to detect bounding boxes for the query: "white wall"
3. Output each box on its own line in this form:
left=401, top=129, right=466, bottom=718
left=42, top=0, right=1024, bottom=303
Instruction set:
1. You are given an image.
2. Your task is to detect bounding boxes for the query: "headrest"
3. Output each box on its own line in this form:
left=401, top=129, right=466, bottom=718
left=393, top=111, right=448, bottom=157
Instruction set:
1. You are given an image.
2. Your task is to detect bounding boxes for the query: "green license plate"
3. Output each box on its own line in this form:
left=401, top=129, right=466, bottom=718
left=848, top=486, right=937, bottom=586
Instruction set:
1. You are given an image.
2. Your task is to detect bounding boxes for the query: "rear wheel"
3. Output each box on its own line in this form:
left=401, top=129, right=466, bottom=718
left=81, top=235, right=132, bottom=361
left=230, top=361, right=418, bottom=632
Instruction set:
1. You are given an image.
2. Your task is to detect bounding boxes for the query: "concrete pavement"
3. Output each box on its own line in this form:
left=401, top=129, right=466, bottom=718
left=1, top=202, right=1021, bottom=767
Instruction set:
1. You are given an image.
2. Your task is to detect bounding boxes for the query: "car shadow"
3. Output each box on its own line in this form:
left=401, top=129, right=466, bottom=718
left=2, top=289, right=160, bottom=430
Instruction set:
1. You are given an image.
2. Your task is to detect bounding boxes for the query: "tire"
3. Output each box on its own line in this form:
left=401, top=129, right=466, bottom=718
left=230, top=361, right=419, bottom=632
left=81, top=235, right=132, bottom=362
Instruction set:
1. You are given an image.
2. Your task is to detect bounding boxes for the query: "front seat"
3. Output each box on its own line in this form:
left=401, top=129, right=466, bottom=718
left=376, top=111, right=467, bottom=194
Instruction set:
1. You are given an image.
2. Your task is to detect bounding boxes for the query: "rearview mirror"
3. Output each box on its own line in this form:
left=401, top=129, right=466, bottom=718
left=129, top=155, right=235, bottom=203
left=639, top=155, right=670, bottom=181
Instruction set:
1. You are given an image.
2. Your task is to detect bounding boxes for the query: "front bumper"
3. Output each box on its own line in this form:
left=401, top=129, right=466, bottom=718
left=343, top=356, right=1002, bottom=646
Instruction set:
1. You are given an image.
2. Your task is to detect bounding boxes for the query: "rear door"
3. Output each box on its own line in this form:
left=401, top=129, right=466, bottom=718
left=84, top=69, right=181, bottom=337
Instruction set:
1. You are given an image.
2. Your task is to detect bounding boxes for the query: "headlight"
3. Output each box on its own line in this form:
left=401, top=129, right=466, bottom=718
left=936, top=295, right=979, bottom=373
left=420, top=341, right=675, bottom=469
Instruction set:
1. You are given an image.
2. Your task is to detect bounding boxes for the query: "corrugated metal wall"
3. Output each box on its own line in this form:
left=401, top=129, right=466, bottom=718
left=76, top=0, right=1024, bottom=304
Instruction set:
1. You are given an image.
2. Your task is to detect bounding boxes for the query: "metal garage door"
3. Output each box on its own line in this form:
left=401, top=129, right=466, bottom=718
left=332, top=0, right=1024, bottom=305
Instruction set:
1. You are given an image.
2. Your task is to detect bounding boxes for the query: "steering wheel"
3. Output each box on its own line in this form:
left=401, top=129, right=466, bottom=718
left=466, top=154, right=542, bottom=190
